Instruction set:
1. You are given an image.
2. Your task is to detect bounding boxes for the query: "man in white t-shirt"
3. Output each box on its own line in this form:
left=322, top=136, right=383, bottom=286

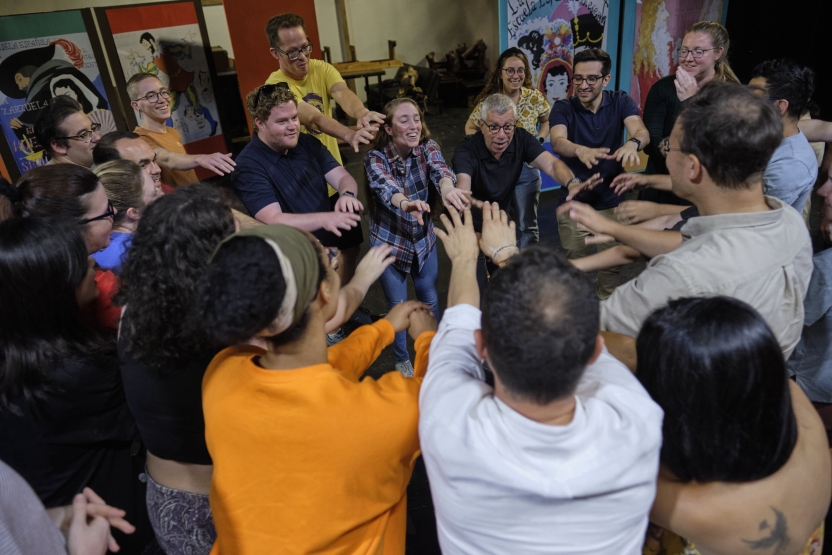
left=420, top=203, right=664, bottom=555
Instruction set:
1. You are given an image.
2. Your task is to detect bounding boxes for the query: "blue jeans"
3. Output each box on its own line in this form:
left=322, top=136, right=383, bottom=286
left=378, top=247, right=440, bottom=362
left=514, top=164, right=542, bottom=247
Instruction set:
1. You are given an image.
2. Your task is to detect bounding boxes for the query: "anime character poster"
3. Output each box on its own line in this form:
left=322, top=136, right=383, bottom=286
left=506, top=0, right=609, bottom=106
left=0, top=10, right=116, bottom=178
left=99, top=1, right=225, bottom=167
left=629, top=0, right=724, bottom=110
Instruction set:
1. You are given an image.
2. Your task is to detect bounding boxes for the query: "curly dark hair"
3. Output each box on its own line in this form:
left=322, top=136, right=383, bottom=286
left=114, top=184, right=235, bottom=369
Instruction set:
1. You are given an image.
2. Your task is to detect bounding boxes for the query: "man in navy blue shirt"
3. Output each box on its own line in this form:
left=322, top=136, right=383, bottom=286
left=233, top=83, right=363, bottom=278
left=550, top=48, right=649, bottom=299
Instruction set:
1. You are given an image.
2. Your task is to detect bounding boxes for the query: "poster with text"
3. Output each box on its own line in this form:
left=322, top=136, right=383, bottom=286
left=100, top=1, right=225, bottom=174
left=505, top=0, right=610, bottom=107
left=629, top=0, right=724, bottom=110
left=0, top=10, right=116, bottom=179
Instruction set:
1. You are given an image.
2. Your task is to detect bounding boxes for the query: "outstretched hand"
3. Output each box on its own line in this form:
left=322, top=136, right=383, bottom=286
left=565, top=173, right=603, bottom=201
left=196, top=152, right=236, bottom=175
left=479, top=201, right=518, bottom=263
left=401, top=199, right=431, bottom=226
left=352, top=244, right=395, bottom=288
left=435, top=206, right=479, bottom=264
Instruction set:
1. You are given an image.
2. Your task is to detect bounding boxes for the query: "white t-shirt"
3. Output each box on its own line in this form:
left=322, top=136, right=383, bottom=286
left=419, top=304, right=664, bottom=555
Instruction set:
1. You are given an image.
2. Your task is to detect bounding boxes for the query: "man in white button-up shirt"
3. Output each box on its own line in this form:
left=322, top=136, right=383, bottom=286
left=420, top=204, right=663, bottom=555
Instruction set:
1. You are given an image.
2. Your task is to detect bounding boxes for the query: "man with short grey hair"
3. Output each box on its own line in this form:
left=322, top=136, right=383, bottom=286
left=451, top=93, right=600, bottom=287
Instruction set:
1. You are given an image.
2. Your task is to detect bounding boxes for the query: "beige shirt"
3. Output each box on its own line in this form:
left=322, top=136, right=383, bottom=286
left=601, top=197, right=812, bottom=357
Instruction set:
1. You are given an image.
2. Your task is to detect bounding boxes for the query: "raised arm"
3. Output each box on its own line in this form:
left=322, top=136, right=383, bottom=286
left=612, top=115, right=650, bottom=169
left=329, top=81, right=385, bottom=128
left=153, top=147, right=235, bottom=176
left=325, top=245, right=394, bottom=333
left=297, top=100, right=376, bottom=153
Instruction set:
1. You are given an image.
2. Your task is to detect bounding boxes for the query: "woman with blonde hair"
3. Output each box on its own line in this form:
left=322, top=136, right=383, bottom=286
left=364, top=97, right=464, bottom=376
left=92, top=159, right=162, bottom=273
left=465, top=47, right=551, bottom=246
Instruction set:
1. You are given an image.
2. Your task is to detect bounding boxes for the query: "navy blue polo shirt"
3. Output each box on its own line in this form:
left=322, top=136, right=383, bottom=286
left=233, top=132, right=340, bottom=244
left=452, top=127, right=545, bottom=230
left=549, top=90, right=640, bottom=210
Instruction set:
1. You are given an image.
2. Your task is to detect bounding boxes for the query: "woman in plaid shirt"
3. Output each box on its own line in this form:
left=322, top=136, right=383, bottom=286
left=364, top=98, right=469, bottom=376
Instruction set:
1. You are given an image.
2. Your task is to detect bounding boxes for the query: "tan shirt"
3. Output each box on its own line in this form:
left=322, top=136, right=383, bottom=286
left=601, top=197, right=812, bottom=357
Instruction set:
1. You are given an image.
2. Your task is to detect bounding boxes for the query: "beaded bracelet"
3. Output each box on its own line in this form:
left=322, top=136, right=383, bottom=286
left=490, top=244, right=518, bottom=262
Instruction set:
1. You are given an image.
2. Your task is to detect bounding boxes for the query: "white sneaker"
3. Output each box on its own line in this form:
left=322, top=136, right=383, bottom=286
left=395, top=360, right=414, bottom=377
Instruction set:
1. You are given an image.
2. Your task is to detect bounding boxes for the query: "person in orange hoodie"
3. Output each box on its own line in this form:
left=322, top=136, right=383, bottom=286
left=196, top=224, right=437, bottom=555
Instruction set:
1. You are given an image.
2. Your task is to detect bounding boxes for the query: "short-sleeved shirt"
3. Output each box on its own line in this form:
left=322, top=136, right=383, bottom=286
left=549, top=90, right=641, bottom=210
left=452, top=128, right=546, bottom=230
left=468, top=87, right=550, bottom=134
left=763, top=131, right=818, bottom=215
left=266, top=59, right=346, bottom=166
left=232, top=132, right=341, bottom=246
left=134, top=126, right=198, bottom=187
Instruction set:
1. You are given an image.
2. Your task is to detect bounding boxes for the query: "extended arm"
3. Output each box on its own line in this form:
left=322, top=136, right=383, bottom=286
left=530, top=151, right=602, bottom=200
left=571, top=244, right=644, bottom=273
left=254, top=202, right=359, bottom=236
left=549, top=123, right=614, bottom=169
left=153, top=147, right=235, bottom=176
left=612, top=115, right=650, bottom=168
left=297, top=100, right=375, bottom=152
left=797, top=119, right=832, bottom=143
left=325, top=245, right=394, bottom=333
left=330, top=81, right=385, bottom=128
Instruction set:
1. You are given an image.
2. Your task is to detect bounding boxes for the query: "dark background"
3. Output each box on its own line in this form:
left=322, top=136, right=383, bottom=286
left=726, top=0, right=832, bottom=118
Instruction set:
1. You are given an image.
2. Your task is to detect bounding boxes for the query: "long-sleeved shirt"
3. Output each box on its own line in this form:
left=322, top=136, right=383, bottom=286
left=419, top=304, right=664, bottom=554
left=204, top=320, right=435, bottom=555
left=364, top=140, right=455, bottom=273
left=601, top=197, right=812, bottom=357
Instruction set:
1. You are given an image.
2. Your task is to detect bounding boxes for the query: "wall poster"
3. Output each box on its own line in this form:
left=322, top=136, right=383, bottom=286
left=0, top=10, right=117, bottom=180
left=96, top=1, right=226, bottom=179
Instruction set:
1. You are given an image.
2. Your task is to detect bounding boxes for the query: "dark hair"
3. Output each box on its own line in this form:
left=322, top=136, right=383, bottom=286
left=139, top=32, right=155, bottom=44
left=750, top=59, right=814, bottom=120
left=34, top=95, right=84, bottom=160
left=481, top=245, right=599, bottom=403
left=93, top=130, right=141, bottom=165
left=197, top=235, right=327, bottom=348
left=265, top=13, right=306, bottom=49
left=115, top=184, right=235, bottom=369
left=677, top=81, right=782, bottom=190
left=474, top=47, right=533, bottom=105
left=574, top=48, right=611, bottom=76
left=15, top=164, right=100, bottom=222
left=636, top=296, right=797, bottom=483
left=0, top=178, right=19, bottom=222
left=0, top=218, right=107, bottom=413
left=517, top=31, right=544, bottom=69
left=545, top=64, right=569, bottom=81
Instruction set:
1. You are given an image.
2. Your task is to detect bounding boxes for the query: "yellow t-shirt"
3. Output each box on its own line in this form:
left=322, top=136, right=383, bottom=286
left=133, top=126, right=198, bottom=187
left=203, top=319, right=435, bottom=555
left=469, top=87, right=551, bottom=135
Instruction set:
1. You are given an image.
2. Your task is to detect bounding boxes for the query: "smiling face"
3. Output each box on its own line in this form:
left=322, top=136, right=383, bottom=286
left=679, top=32, right=722, bottom=81
left=270, top=26, right=311, bottom=81
left=256, top=101, right=300, bottom=153
left=500, top=56, right=526, bottom=94
left=115, top=137, right=162, bottom=185
left=54, top=111, right=100, bottom=168
left=131, top=76, right=171, bottom=123
left=572, top=61, right=610, bottom=106
left=481, top=110, right=516, bottom=157
left=385, top=102, right=423, bottom=156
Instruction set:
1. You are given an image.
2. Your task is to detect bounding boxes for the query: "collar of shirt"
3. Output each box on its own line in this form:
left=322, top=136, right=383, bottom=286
left=382, top=142, right=426, bottom=167
left=570, top=89, right=612, bottom=114
left=472, top=130, right=517, bottom=161
left=681, top=196, right=787, bottom=239
left=251, top=132, right=291, bottom=161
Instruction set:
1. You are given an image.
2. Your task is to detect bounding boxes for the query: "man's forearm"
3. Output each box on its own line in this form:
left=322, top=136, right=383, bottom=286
left=605, top=223, right=682, bottom=259
left=448, top=259, right=479, bottom=309
left=548, top=157, right=575, bottom=186
left=303, top=106, right=353, bottom=144
left=154, top=148, right=197, bottom=170
left=256, top=210, right=328, bottom=231
left=550, top=137, right=583, bottom=158
left=571, top=245, right=644, bottom=273
left=645, top=174, right=672, bottom=191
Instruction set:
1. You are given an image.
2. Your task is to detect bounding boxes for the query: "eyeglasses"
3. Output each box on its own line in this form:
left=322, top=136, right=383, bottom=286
left=572, top=75, right=605, bottom=85
left=55, top=122, right=102, bottom=143
left=79, top=201, right=115, bottom=225
left=502, top=67, right=525, bottom=77
left=134, top=89, right=172, bottom=103
left=254, top=82, right=290, bottom=108
left=677, top=47, right=714, bottom=59
left=273, top=43, right=313, bottom=61
left=482, top=122, right=516, bottom=134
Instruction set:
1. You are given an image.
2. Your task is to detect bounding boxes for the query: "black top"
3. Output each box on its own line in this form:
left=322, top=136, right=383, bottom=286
left=0, top=353, right=138, bottom=508
left=549, top=90, right=641, bottom=210
left=452, top=128, right=545, bottom=230
left=232, top=133, right=342, bottom=246
left=119, top=337, right=215, bottom=466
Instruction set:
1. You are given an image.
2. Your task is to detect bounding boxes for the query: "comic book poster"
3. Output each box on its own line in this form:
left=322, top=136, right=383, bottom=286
left=100, top=1, right=225, bottom=175
left=629, top=0, right=724, bottom=110
left=0, top=10, right=116, bottom=179
left=506, top=0, right=609, bottom=106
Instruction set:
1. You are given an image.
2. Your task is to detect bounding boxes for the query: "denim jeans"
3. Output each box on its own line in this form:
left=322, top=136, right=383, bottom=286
left=378, top=247, right=440, bottom=362
left=513, top=164, right=542, bottom=247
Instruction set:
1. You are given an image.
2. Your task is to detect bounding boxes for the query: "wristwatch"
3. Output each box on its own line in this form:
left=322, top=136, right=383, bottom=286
left=628, top=137, right=642, bottom=151
left=342, top=191, right=357, bottom=198
left=538, top=136, right=545, bottom=144
left=566, top=177, right=582, bottom=187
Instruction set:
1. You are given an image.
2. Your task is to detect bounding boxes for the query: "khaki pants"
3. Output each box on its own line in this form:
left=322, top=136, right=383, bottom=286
left=557, top=206, right=621, bottom=299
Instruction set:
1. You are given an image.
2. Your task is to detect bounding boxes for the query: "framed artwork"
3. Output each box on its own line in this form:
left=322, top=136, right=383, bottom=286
left=0, top=9, right=119, bottom=180
left=96, top=0, right=227, bottom=179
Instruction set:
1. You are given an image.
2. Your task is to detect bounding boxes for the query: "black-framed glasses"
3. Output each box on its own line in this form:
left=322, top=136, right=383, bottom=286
left=677, top=47, right=714, bottom=59
left=55, top=122, right=102, bottom=143
left=134, top=89, right=172, bottom=103
left=572, top=75, right=605, bottom=85
left=79, top=201, right=115, bottom=225
left=254, top=82, right=290, bottom=108
left=482, top=122, right=516, bottom=135
left=273, top=42, right=313, bottom=61
left=502, top=67, right=525, bottom=77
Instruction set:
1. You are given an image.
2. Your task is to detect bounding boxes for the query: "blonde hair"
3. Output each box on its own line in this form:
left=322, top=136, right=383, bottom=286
left=126, top=73, right=163, bottom=102
left=634, top=0, right=663, bottom=76
left=93, top=160, right=145, bottom=225
left=685, top=21, right=740, bottom=84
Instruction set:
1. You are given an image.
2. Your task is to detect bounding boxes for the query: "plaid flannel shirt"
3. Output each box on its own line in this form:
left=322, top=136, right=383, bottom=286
left=364, top=140, right=455, bottom=273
